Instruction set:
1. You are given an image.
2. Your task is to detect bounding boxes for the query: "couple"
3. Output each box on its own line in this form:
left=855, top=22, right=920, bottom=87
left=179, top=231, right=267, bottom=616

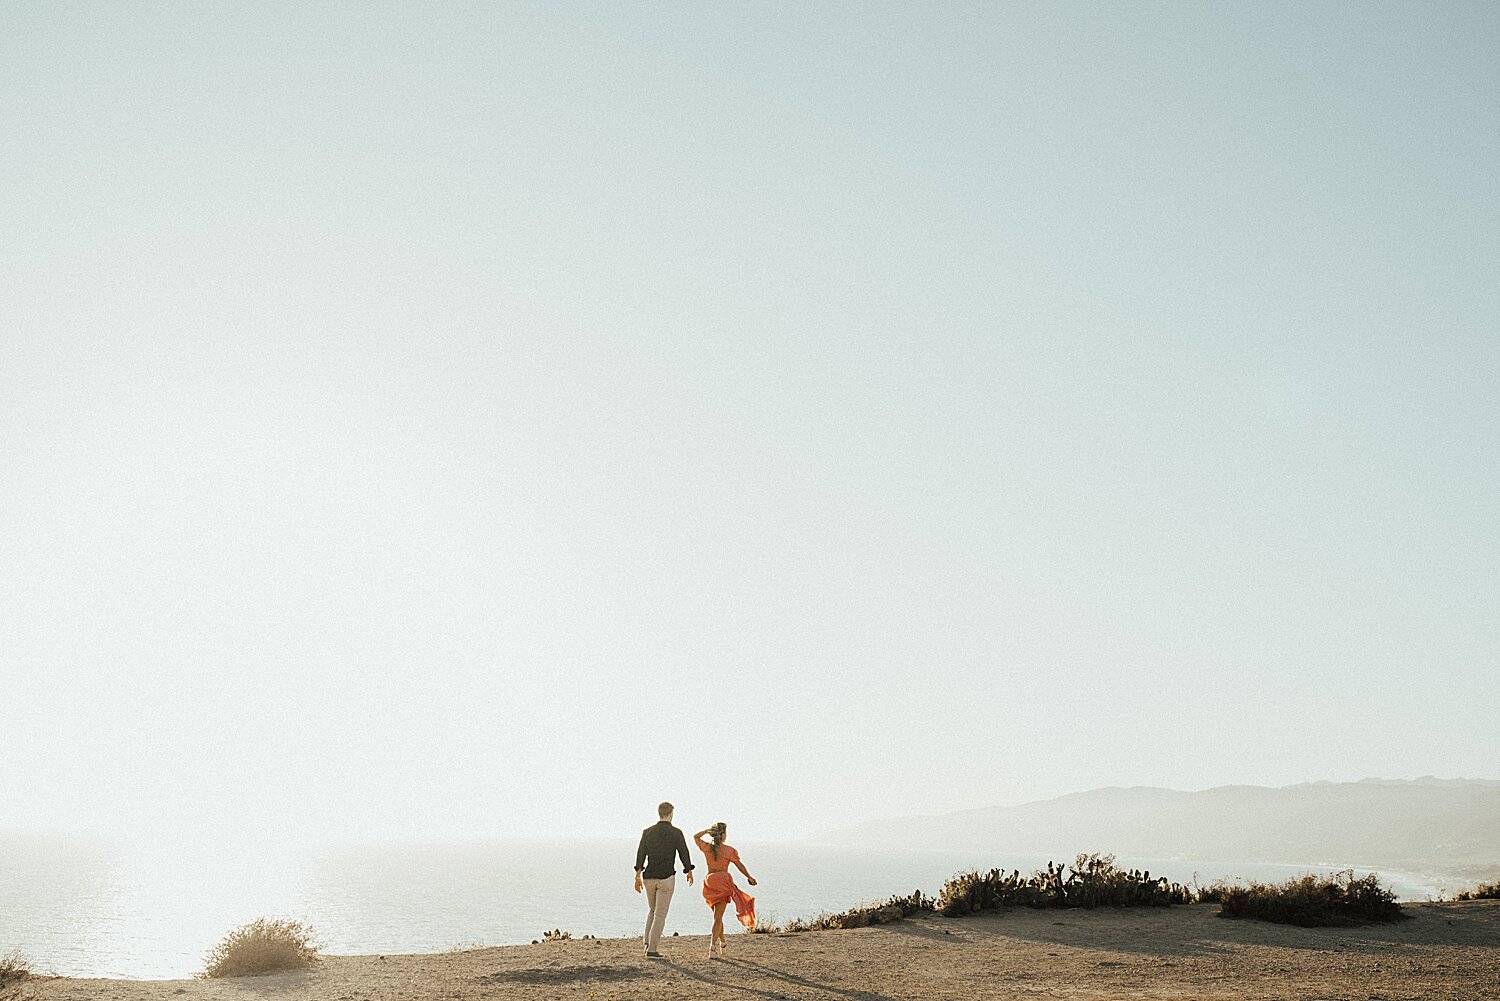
left=633, top=801, right=757, bottom=959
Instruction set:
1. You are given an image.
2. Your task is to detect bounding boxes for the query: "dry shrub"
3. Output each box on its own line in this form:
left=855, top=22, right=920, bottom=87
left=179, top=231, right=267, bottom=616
left=1455, top=881, right=1500, bottom=901
left=0, top=951, right=30, bottom=984
left=200, top=918, right=319, bottom=978
left=782, top=890, right=934, bottom=932
left=1216, top=870, right=1405, bottom=927
left=834, top=890, right=934, bottom=928
left=0, top=952, right=32, bottom=1001
left=748, top=912, right=781, bottom=934
left=782, top=912, right=838, bottom=932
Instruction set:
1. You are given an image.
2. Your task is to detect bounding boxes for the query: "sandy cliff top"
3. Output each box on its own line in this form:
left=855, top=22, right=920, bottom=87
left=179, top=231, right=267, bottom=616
left=20, top=900, right=1499, bottom=1001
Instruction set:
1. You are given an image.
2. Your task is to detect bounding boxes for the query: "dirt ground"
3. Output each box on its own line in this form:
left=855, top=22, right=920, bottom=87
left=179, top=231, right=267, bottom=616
left=19, top=900, right=1499, bottom=1001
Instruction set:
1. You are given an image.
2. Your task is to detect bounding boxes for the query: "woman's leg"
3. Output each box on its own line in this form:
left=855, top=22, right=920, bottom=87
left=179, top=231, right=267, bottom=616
left=712, top=902, right=728, bottom=948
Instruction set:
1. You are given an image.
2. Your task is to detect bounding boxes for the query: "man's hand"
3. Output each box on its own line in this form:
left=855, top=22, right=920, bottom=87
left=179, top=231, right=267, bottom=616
left=686, top=870, right=694, bottom=886
left=634, top=874, right=643, bottom=894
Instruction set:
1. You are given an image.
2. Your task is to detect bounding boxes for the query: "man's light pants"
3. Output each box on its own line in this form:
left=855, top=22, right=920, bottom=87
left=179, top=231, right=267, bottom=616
left=642, top=875, right=676, bottom=952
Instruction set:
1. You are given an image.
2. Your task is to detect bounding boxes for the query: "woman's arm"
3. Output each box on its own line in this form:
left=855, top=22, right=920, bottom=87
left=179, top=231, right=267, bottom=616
left=734, top=859, right=757, bottom=885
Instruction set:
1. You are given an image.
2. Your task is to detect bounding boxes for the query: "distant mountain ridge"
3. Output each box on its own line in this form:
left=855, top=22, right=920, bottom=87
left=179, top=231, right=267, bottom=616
left=1294, top=776, right=1500, bottom=788
left=824, top=779, right=1500, bottom=879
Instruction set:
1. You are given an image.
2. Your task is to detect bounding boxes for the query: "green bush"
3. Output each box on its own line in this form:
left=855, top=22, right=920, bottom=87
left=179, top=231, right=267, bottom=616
left=780, top=854, right=1192, bottom=932
left=938, top=867, right=1047, bottom=915
left=200, top=918, right=320, bottom=978
left=938, top=854, right=1192, bottom=916
left=1196, top=881, right=1231, bottom=904
left=1215, top=870, right=1405, bottom=927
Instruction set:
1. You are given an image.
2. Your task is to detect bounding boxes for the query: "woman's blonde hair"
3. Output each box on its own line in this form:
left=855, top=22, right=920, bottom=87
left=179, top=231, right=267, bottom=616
left=709, top=822, right=727, bottom=856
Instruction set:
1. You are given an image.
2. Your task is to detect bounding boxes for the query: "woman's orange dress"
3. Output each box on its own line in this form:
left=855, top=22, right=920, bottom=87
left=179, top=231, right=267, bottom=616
left=696, top=837, right=756, bottom=928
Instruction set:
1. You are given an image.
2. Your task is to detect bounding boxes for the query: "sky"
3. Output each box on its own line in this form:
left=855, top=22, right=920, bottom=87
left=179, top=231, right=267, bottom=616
left=1, top=2, right=1496, bottom=849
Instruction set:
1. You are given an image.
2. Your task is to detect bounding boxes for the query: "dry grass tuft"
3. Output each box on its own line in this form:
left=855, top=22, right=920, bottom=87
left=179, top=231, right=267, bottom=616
left=748, top=911, right=781, bottom=934
left=199, top=918, right=320, bottom=978
left=0, top=951, right=30, bottom=984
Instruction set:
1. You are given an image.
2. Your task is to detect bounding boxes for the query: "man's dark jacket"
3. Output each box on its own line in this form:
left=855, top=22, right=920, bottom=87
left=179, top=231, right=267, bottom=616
left=635, top=820, right=694, bottom=880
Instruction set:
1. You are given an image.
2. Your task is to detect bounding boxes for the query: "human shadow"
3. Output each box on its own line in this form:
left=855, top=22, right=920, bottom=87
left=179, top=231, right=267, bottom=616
left=879, top=907, right=1240, bottom=958
left=664, top=956, right=901, bottom=1001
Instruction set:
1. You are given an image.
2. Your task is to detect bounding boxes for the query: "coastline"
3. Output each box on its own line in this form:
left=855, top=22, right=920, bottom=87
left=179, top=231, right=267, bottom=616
left=4, top=833, right=1476, bottom=980
left=18, top=900, right=1499, bottom=1001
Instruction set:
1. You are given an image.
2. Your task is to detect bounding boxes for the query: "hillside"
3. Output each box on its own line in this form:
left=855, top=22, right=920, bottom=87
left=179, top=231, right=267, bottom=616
left=825, top=778, right=1500, bottom=878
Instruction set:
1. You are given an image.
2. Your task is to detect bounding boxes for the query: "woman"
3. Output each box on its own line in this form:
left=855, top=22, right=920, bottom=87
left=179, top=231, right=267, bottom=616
left=693, top=822, right=757, bottom=958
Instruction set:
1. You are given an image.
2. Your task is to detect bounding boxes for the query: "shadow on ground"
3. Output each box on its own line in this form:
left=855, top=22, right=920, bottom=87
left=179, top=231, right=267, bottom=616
left=663, top=956, right=902, bottom=1001
left=215, top=967, right=321, bottom=997
left=859, top=902, right=1500, bottom=959
left=478, top=963, right=649, bottom=985
left=868, top=909, right=1238, bottom=958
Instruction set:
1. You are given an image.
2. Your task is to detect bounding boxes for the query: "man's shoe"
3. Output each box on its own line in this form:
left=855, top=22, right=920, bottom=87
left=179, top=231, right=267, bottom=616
left=645, top=951, right=664, bottom=958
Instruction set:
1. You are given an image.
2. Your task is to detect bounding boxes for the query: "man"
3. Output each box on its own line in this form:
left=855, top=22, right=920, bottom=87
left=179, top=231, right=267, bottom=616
left=634, top=800, right=694, bottom=958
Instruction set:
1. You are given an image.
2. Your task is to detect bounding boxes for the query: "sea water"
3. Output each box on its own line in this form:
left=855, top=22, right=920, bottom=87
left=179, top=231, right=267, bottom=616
left=0, top=835, right=1458, bottom=980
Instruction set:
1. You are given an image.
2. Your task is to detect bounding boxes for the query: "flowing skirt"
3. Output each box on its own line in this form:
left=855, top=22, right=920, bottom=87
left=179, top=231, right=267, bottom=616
left=702, top=871, right=756, bottom=928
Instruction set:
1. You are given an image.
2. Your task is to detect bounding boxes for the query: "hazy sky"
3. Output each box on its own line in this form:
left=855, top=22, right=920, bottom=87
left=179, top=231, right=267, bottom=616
left=2, top=2, right=1496, bottom=848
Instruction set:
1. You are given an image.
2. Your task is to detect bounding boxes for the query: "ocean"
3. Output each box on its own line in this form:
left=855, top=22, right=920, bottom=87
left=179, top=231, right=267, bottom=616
left=0, top=835, right=1458, bottom=980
